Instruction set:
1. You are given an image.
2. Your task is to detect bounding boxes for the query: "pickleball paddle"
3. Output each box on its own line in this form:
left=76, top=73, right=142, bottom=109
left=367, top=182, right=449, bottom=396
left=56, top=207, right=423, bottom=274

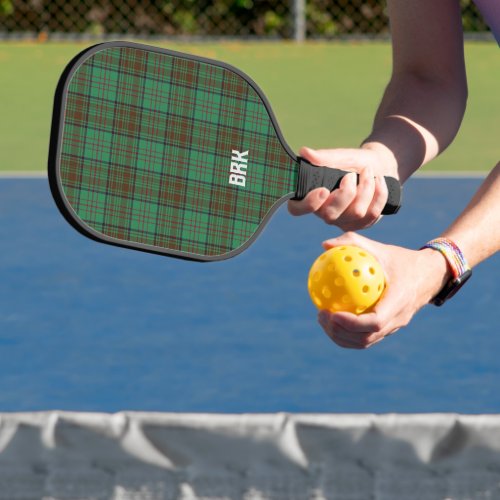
left=48, top=41, right=401, bottom=261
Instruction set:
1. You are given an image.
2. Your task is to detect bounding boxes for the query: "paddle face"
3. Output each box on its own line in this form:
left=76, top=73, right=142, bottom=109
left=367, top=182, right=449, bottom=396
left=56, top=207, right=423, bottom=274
left=49, top=41, right=298, bottom=261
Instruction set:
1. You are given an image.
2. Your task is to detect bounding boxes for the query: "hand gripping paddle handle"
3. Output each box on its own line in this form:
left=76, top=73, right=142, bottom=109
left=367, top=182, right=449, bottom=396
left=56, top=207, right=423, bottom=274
left=293, top=157, right=402, bottom=215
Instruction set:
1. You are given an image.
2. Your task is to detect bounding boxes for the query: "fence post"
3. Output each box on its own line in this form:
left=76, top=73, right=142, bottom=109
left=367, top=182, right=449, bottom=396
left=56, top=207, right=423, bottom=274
left=292, top=0, right=306, bottom=42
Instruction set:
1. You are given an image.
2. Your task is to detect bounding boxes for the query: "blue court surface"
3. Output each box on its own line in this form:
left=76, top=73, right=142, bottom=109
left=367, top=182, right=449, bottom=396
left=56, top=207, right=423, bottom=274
left=0, top=176, right=498, bottom=413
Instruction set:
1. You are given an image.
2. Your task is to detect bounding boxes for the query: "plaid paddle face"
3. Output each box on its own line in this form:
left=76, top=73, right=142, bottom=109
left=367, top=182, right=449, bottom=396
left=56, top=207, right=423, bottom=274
left=57, top=43, right=297, bottom=259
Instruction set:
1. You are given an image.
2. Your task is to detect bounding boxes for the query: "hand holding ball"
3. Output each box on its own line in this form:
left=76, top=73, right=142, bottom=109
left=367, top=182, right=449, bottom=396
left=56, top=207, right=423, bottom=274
left=308, top=245, right=385, bottom=314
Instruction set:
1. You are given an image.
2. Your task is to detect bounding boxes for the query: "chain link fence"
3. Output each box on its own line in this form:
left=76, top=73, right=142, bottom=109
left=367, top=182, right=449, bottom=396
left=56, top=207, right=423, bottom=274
left=0, top=0, right=491, bottom=40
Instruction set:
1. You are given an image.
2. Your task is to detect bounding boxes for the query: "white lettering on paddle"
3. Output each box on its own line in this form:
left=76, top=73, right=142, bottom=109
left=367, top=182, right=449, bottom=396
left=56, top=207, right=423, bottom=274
left=228, top=150, right=249, bottom=187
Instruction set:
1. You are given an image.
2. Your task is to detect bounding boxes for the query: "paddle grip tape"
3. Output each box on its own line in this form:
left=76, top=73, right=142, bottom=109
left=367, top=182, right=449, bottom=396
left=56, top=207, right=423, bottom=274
left=293, top=158, right=401, bottom=215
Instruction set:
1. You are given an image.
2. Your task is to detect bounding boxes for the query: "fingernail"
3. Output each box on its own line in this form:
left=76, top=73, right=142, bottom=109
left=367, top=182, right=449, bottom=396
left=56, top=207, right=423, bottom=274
left=319, top=189, right=329, bottom=200
left=300, top=146, right=314, bottom=157
left=341, top=172, right=354, bottom=186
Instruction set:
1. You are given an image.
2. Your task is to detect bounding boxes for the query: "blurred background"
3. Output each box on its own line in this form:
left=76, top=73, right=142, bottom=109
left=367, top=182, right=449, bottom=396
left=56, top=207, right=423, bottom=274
left=0, top=0, right=492, bottom=40
left=0, top=1, right=497, bottom=176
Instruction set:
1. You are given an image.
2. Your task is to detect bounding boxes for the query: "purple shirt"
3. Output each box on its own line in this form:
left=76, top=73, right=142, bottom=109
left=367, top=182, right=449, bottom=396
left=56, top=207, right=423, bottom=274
left=474, top=0, right=500, bottom=45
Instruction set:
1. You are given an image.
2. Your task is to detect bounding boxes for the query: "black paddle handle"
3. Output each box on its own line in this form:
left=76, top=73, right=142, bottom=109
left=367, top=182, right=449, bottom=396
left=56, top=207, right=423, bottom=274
left=293, top=157, right=402, bottom=215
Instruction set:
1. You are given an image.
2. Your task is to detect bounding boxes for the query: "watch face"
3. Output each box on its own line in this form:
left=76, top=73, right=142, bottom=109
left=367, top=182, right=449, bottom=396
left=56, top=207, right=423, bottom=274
left=432, top=269, right=472, bottom=306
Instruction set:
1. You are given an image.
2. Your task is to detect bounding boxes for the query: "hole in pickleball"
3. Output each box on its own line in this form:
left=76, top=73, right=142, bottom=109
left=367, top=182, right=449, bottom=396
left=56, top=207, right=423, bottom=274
left=378, top=284, right=382, bottom=291
left=369, top=267, right=376, bottom=275
left=342, top=295, right=351, bottom=304
left=322, top=286, right=332, bottom=299
left=352, top=269, right=360, bottom=277
left=344, top=256, right=352, bottom=262
left=362, top=285, right=369, bottom=293
left=356, top=306, right=366, bottom=314
left=313, top=271, right=321, bottom=282
left=334, top=277, right=344, bottom=287
left=313, top=294, right=322, bottom=307
left=359, top=251, right=367, bottom=257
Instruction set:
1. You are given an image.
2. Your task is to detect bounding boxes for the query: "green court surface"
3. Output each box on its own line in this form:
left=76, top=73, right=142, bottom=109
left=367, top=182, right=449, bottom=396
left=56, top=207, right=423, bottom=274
left=0, top=41, right=497, bottom=172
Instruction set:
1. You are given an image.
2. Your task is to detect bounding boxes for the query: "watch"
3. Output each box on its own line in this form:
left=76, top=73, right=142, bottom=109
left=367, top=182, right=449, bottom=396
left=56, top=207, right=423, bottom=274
left=421, top=238, right=472, bottom=306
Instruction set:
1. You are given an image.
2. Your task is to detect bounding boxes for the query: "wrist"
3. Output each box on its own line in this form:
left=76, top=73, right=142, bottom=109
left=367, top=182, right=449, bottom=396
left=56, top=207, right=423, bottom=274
left=420, top=238, right=472, bottom=306
left=418, top=248, right=452, bottom=303
left=361, top=141, right=399, bottom=178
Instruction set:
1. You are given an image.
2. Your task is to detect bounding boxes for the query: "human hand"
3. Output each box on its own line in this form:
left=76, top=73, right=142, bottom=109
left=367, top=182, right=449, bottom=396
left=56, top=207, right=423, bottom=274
left=316, top=232, right=451, bottom=349
left=288, top=145, right=398, bottom=231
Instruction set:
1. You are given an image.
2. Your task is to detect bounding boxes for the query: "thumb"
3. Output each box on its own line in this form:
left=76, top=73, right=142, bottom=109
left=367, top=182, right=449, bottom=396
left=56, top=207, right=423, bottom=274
left=299, top=146, right=366, bottom=170
left=299, top=146, right=325, bottom=166
left=322, top=231, right=369, bottom=250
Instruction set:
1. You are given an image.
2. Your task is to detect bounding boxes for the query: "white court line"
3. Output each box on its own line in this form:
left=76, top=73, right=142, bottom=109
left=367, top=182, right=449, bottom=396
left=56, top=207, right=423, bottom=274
left=0, top=170, right=489, bottom=179
left=0, top=171, right=47, bottom=178
left=414, top=170, right=487, bottom=179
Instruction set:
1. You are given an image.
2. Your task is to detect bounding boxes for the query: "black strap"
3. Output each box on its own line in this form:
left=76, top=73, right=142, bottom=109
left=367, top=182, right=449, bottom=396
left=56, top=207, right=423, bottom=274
left=293, top=157, right=402, bottom=215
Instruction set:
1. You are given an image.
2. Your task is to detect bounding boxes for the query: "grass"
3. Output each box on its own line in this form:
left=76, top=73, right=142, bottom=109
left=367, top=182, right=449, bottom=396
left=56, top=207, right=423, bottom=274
left=0, top=40, right=497, bottom=172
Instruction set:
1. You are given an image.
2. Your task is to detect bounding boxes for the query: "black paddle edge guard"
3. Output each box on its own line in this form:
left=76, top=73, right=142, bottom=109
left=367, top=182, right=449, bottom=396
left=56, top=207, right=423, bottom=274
left=293, top=157, right=402, bottom=215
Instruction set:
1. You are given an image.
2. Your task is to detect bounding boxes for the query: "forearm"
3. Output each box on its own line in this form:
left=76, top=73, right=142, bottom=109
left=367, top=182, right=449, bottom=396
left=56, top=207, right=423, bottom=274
left=410, top=176, right=498, bottom=326
left=441, top=162, right=500, bottom=267
left=362, top=73, right=467, bottom=182
left=418, top=162, right=500, bottom=303
left=361, top=0, right=467, bottom=183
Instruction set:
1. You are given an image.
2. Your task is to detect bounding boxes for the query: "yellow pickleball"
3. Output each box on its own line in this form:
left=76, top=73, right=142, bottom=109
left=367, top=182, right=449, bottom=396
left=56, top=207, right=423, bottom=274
left=308, top=245, right=385, bottom=314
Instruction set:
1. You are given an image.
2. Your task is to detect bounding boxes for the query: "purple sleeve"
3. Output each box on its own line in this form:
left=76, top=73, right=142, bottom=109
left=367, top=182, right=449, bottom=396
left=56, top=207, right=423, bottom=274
left=473, top=0, right=500, bottom=45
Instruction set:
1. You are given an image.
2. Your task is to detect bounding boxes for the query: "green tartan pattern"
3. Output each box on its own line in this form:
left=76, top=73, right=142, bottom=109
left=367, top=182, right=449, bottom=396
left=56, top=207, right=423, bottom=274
left=59, top=44, right=297, bottom=258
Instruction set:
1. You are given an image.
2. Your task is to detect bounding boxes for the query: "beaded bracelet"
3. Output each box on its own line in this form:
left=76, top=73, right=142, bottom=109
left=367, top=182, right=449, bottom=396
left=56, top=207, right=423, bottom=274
left=421, top=237, right=472, bottom=306
left=421, top=238, right=470, bottom=278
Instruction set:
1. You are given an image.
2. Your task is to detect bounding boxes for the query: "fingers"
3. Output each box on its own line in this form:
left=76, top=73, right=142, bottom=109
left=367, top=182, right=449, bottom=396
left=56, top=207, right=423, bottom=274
left=288, top=169, right=379, bottom=227
left=314, top=234, right=424, bottom=349
left=314, top=172, right=358, bottom=224
left=322, top=231, right=378, bottom=253
left=329, top=167, right=387, bottom=231
left=288, top=147, right=331, bottom=215
left=318, top=309, right=398, bottom=349
left=367, top=175, right=389, bottom=221
left=299, top=146, right=329, bottom=166
left=348, top=163, right=376, bottom=219
left=300, top=146, right=367, bottom=169
left=288, top=147, right=390, bottom=230
left=288, top=187, right=330, bottom=216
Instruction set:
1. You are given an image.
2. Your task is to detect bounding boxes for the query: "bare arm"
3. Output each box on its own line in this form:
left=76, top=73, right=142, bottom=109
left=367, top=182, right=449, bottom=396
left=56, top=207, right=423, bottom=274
left=442, top=162, right=500, bottom=268
left=363, top=0, right=468, bottom=181
left=289, top=0, right=469, bottom=227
